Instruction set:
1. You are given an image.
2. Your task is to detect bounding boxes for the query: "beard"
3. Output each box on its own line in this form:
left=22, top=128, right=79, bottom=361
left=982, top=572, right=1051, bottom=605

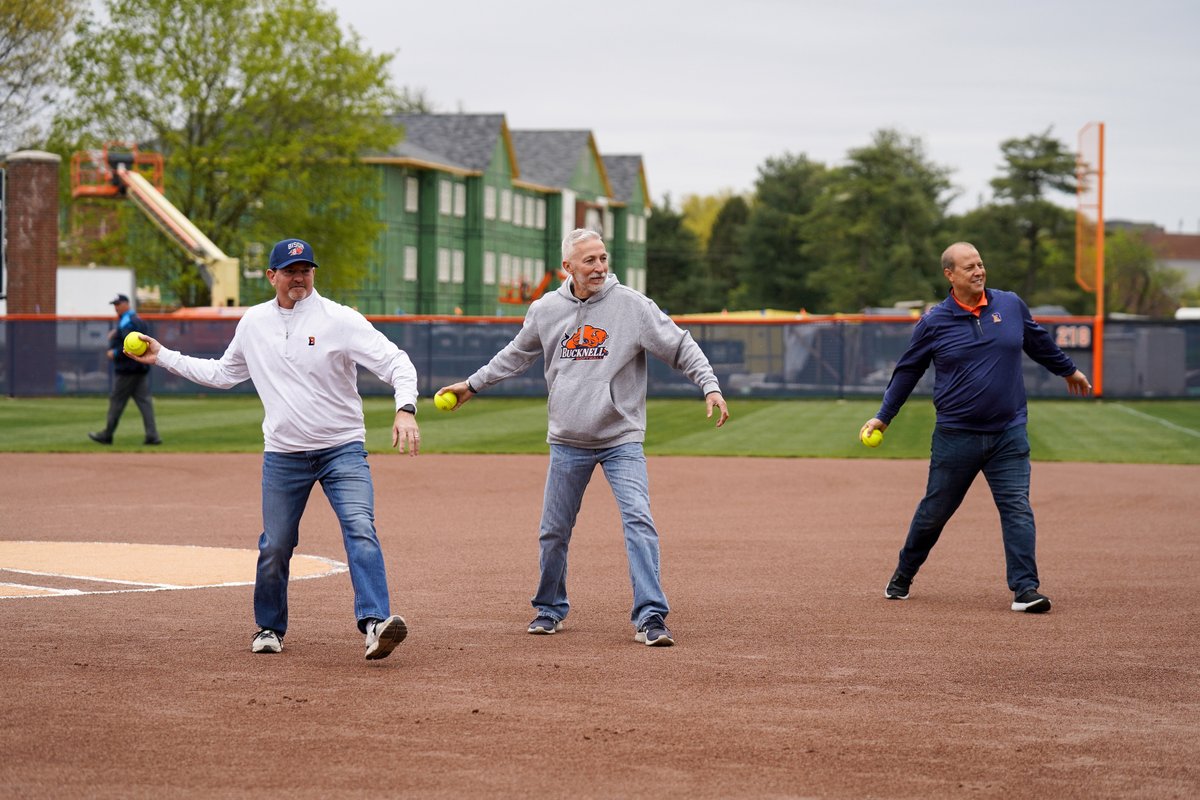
left=286, top=286, right=309, bottom=302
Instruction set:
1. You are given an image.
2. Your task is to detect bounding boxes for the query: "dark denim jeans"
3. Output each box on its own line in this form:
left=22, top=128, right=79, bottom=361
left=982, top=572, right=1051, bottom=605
left=897, top=424, right=1040, bottom=593
left=257, top=441, right=391, bottom=635
left=532, top=442, right=670, bottom=629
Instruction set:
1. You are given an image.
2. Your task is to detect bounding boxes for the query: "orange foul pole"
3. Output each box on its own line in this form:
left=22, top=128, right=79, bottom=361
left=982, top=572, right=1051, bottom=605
left=1075, top=122, right=1105, bottom=397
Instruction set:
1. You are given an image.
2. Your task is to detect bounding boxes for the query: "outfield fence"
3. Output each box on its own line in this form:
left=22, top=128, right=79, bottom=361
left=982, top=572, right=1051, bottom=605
left=3, top=314, right=1197, bottom=400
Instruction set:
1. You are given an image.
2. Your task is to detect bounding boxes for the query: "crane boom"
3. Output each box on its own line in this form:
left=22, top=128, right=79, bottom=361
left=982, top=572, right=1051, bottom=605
left=70, top=142, right=240, bottom=307
left=115, top=167, right=240, bottom=307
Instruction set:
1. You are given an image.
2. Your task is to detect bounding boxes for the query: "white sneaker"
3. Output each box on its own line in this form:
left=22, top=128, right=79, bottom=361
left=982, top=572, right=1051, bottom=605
left=251, top=629, right=282, bottom=654
left=364, top=615, right=408, bottom=660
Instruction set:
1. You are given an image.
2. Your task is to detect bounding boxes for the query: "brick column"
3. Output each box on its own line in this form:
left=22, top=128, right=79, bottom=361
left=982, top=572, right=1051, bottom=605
left=4, top=150, right=61, bottom=395
left=5, top=150, right=61, bottom=314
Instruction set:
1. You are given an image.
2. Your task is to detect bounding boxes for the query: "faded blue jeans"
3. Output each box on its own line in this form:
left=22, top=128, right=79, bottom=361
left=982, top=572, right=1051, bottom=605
left=532, top=442, right=670, bottom=629
left=897, top=424, right=1040, bottom=593
left=257, top=441, right=391, bottom=635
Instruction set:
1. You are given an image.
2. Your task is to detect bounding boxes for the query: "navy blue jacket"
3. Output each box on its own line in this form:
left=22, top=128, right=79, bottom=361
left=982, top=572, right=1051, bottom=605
left=876, top=289, right=1077, bottom=432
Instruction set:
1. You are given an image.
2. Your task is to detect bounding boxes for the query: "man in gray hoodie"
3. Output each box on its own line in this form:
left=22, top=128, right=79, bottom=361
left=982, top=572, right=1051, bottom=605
left=437, top=228, right=729, bottom=647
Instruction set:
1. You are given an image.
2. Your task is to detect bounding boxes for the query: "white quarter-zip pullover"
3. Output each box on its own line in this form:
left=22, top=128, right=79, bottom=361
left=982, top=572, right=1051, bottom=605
left=156, top=289, right=418, bottom=452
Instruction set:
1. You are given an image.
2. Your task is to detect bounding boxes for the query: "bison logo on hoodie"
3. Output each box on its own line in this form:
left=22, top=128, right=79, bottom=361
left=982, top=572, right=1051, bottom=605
left=559, top=324, right=609, bottom=360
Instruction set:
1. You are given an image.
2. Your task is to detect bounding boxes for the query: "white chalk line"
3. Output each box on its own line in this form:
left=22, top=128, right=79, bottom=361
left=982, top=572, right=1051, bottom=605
left=0, top=544, right=348, bottom=600
left=1111, top=403, right=1200, bottom=439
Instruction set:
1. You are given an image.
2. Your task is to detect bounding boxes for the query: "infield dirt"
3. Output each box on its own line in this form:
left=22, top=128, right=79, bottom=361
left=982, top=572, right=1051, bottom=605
left=1, top=453, right=1197, bottom=798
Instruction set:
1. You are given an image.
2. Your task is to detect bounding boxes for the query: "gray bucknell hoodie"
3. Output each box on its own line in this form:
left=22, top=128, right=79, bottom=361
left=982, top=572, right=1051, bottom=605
left=468, top=274, right=721, bottom=448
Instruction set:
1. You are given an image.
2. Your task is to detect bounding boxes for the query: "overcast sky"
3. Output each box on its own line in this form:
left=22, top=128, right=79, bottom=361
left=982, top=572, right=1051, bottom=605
left=329, top=0, right=1199, bottom=233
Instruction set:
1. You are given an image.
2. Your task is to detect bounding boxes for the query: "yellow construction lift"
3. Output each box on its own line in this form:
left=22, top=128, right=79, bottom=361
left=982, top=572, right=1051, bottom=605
left=70, top=142, right=240, bottom=307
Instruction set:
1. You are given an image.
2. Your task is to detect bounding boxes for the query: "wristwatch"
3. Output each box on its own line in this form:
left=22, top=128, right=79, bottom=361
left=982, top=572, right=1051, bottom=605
left=398, top=404, right=416, bottom=415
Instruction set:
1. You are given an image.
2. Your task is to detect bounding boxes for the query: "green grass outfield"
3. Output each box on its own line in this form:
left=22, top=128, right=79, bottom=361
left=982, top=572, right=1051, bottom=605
left=2, top=396, right=1198, bottom=463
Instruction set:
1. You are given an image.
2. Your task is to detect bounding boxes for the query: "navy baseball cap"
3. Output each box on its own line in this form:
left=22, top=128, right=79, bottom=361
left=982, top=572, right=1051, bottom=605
left=109, top=293, right=130, bottom=304
left=268, top=238, right=319, bottom=270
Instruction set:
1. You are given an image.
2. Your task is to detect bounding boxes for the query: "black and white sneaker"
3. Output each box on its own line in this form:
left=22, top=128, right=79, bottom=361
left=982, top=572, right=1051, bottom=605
left=251, top=628, right=282, bottom=654
left=527, top=616, right=563, bottom=635
left=1011, top=589, right=1052, bottom=613
left=634, top=615, right=674, bottom=647
left=885, top=570, right=912, bottom=600
left=364, top=615, right=408, bottom=660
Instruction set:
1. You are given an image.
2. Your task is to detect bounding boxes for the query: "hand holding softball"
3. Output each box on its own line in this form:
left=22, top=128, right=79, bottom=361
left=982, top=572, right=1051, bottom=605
left=434, top=382, right=475, bottom=412
left=860, top=419, right=887, bottom=448
left=123, top=333, right=161, bottom=364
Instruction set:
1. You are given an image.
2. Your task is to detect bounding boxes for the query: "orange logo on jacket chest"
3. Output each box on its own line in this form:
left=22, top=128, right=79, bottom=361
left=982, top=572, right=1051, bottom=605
left=559, top=324, right=609, bottom=360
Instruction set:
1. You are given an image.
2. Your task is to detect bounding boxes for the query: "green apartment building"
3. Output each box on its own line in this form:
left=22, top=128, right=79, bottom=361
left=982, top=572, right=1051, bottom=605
left=354, top=113, right=649, bottom=316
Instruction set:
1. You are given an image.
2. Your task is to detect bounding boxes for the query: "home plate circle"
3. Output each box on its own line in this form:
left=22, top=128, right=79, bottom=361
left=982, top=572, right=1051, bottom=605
left=0, top=541, right=347, bottom=599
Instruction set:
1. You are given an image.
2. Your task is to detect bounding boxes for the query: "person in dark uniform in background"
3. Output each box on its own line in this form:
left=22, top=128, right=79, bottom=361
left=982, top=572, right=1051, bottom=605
left=89, top=293, right=161, bottom=445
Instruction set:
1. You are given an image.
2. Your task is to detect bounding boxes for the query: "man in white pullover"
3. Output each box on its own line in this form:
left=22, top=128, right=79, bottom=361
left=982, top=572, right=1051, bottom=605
left=437, top=229, right=730, bottom=647
left=126, top=238, right=418, bottom=661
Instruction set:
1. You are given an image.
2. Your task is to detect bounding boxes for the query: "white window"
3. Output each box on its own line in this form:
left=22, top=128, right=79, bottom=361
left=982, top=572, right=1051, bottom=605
left=438, top=180, right=452, bottom=216
left=437, top=248, right=450, bottom=282
left=404, top=245, right=418, bottom=282
left=453, top=183, right=466, bottom=217
left=524, top=257, right=536, bottom=281
left=627, top=217, right=636, bottom=242
left=535, top=258, right=544, bottom=278
left=513, top=194, right=524, bottom=228
left=405, top=177, right=419, bottom=213
left=500, top=189, right=512, bottom=222
left=536, top=199, right=546, bottom=230
left=499, top=253, right=512, bottom=285
left=483, top=252, right=496, bottom=285
left=638, top=216, right=646, bottom=242
left=584, top=206, right=603, bottom=234
left=604, top=209, right=614, bottom=238
left=484, top=186, right=496, bottom=219
left=452, top=250, right=465, bottom=284
left=525, top=197, right=536, bottom=228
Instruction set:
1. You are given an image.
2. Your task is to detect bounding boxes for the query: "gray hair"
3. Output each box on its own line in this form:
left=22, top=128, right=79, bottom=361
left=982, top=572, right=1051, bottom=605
left=941, top=241, right=977, bottom=272
left=562, top=228, right=603, bottom=262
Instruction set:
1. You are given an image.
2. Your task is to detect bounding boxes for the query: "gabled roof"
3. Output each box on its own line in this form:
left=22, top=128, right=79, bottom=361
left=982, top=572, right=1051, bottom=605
left=602, top=155, right=649, bottom=206
left=1146, top=231, right=1200, bottom=261
left=372, top=113, right=515, bottom=176
left=510, top=130, right=612, bottom=196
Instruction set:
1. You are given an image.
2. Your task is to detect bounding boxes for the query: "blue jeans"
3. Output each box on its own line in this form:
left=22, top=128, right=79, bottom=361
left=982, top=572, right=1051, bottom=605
left=897, top=425, right=1039, bottom=593
left=257, top=441, right=391, bottom=635
left=532, top=442, right=670, bottom=628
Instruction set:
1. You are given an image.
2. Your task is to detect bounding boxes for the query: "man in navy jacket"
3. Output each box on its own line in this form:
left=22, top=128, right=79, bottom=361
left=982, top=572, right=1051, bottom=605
left=861, top=242, right=1091, bottom=613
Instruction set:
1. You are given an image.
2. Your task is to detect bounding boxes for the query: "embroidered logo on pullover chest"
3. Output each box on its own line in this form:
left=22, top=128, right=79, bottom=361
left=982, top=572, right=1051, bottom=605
left=559, top=324, right=610, bottom=360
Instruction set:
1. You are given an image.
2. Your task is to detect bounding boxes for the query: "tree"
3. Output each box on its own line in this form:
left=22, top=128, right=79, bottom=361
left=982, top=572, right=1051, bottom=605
left=55, top=0, right=401, bottom=305
left=1106, top=228, right=1186, bottom=317
left=645, top=195, right=704, bottom=314
left=704, top=194, right=750, bottom=309
left=988, top=129, right=1077, bottom=299
left=0, top=0, right=83, bottom=150
left=803, top=129, right=953, bottom=312
left=680, top=190, right=737, bottom=251
left=729, top=153, right=828, bottom=311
